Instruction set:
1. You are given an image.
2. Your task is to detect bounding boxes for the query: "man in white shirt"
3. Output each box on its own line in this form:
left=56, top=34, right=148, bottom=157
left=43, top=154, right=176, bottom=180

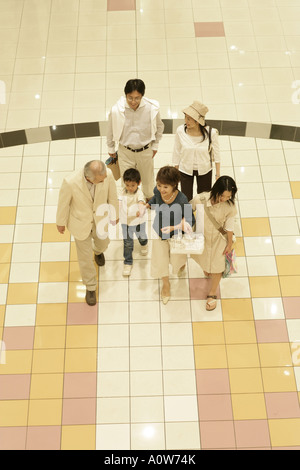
left=106, top=79, right=164, bottom=201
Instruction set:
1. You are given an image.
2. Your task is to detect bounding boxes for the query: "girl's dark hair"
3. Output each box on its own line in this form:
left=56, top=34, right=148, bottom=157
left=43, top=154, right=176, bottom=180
left=123, top=168, right=141, bottom=184
left=209, top=175, right=237, bottom=205
left=156, top=166, right=180, bottom=190
left=124, top=79, right=145, bottom=96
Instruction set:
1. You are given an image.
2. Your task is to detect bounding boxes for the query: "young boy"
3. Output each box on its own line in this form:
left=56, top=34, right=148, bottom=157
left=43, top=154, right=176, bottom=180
left=119, top=168, right=148, bottom=276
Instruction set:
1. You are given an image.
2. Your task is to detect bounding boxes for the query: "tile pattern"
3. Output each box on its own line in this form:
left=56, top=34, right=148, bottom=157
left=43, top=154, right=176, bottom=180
left=0, top=0, right=300, bottom=451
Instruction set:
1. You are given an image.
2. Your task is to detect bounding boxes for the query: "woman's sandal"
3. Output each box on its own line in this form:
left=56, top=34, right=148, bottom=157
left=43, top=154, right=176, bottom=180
left=206, top=295, right=217, bottom=311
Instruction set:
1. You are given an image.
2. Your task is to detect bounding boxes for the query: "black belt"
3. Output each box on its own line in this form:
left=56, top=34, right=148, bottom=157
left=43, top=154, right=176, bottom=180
left=123, top=144, right=150, bottom=153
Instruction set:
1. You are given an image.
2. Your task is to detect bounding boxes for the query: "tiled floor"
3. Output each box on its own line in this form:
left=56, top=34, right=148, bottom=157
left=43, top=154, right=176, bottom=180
left=0, top=0, right=300, bottom=451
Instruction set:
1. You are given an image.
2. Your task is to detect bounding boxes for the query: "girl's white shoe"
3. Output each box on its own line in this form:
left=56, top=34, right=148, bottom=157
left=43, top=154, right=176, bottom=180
left=123, top=265, right=132, bottom=276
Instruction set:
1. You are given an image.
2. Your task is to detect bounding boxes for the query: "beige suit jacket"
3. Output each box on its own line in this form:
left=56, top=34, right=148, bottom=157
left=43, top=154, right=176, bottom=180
left=56, top=167, right=119, bottom=241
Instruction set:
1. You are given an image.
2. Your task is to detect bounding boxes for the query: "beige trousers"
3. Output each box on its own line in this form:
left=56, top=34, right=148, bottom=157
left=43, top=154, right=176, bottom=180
left=151, top=238, right=187, bottom=279
left=74, top=224, right=109, bottom=291
left=118, top=144, right=154, bottom=199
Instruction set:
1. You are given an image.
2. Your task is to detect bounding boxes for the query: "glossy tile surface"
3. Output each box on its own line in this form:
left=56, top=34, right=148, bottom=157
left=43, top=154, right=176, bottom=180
left=0, top=0, right=300, bottom=452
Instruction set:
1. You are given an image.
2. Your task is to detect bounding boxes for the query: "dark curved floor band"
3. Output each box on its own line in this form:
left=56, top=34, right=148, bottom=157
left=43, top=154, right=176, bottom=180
left=0, top=119, right=300, bottom=149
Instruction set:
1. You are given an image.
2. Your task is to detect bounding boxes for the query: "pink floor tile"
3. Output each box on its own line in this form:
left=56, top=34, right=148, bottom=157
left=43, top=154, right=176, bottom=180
left=283, top=297, right=300, bottom=319
left=194, top=22, right=225, bottom=38
left=255, top=320, right=289, bottom=343
left=198, top=394, right=233, bottom=421
left=0, top=375, right=31, bottom=400
left=62, top=398, right=97, bottom=425
left=234, top=420, right=271, bottom=449
left=2, top=326, right=35, bottom=350
left=107, top=0, right=136, bottom=11
left=0, top=427, right=27, bottom=450
left=189, top=278, right=220, bottom=300
left=26, top=426, right=61, bottom=450
left=200, top=420, right=235, bottom=449
left=265, top=392, right=300, bottom=419
left=67, top=303, right=98, bottom=325
left=63, top=372, right=97, bottom=398
left=196, top=369, right=231, bottom=394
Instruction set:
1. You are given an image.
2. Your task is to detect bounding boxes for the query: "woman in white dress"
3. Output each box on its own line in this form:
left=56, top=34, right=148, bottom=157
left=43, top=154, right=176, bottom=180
left=173, top=101, right=220, bottom=202
left=191, top=176, right=238, bottom=311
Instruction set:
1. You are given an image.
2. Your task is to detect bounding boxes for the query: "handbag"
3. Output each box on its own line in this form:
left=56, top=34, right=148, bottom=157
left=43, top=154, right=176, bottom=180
left=169, top=233, right=204, bottom=255
left=105, top=152, right=120, bottom=181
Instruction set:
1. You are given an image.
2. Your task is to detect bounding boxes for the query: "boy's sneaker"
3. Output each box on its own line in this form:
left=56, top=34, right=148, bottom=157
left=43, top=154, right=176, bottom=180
left=140, top=245, right=148, bottom=256
left=123, top=264, right=132, bottom=276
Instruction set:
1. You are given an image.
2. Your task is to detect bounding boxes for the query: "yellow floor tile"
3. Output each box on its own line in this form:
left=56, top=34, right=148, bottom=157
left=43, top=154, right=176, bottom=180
left=234, top=236, right=245, bottom=257
left=259, top=343, right=293, bottom=367
left=68, top=282, right=88, bottom=303
left=229, top=368, right=264, bottom=394
left=61, top=425, right=96, bottom=450
left=70, top=242, right=78, bottom=261
left=192, top=322, right=225, bottom=345
left=0, top=350, right=32, bottom=375
left=249, top=276, right=281, bottom=298
left=231, top=393, right=267, bottom=420
left=0, top=207, right=16, bottom=225
left=69, top=261, right=82, bottom=282
left=241, top=217, right=271, bottom=237
left=36, top=304, right=67, bottom=326
left=269, top=419, right=300, bottom=447
left=66, top=325, right=98, bottom=349
left=279, top=276, right=300, bottom=296
left=0, top=263, right=9, bottom=283
left=226, top=344, right=260, bottom=368
left=0, top=400, right=28, bottom=426
left=64, top=348, right=97, bottom=373
left=0, top=243, right=12, bottom=263
left=224, top=321, right=257, bottom=344
left=6, top=283, right=38, bottom=305
left=261, top=367, right=297, bottom=392
left=194, top=345, right=227, bottom=369
left=34, top=325, right=66, bottom=349
left=39, top=261, right=69, bottom=282
left=32, top=349, right=65, bottom=374
left=290, top=181, right=300, bottom=199
left=42, top=223, right=71, bottom=242
left=276, top=256, right=300, bottom=275
left=30, top=373, right=64, bottom=399
left=28, top=399, right=63, bottom=426
left=222, top=298, right=254, bottom=321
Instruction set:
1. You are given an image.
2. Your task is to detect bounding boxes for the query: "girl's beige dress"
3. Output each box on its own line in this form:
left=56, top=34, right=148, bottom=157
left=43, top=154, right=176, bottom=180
left=191, top=192, right=237, bottom=274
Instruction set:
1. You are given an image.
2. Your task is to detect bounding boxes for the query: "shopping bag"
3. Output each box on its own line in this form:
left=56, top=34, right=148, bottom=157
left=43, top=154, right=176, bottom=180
left=222, top=249, right=237, bottom=278
left=105, top=154, right=120, bottom=181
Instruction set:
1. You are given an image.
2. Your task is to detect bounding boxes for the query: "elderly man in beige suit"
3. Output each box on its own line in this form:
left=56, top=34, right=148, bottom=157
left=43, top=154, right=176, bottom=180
left=56, top=160, right=119, bottom=306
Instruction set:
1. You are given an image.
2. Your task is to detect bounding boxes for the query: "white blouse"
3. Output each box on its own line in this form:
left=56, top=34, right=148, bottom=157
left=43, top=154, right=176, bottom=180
left=172, top=124, right=220, bottom=176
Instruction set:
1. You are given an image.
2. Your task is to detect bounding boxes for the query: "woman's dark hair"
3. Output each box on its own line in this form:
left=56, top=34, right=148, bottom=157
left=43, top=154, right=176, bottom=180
left=123, top=168, right=141, bottom=184
left=156, top=166, right=180, bottom=190
left=209, top=175, right=237, bottom=205
left=184, top=121, right=208, bottom=141
left=124, top=79, right=145, bottom=96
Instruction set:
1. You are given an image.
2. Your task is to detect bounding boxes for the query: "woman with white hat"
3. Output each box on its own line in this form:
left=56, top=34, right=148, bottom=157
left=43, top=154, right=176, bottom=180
left=172, top=101, right=220, bottom=202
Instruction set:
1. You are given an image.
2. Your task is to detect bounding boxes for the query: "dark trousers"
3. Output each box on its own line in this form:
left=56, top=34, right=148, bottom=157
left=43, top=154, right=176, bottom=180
left=179, top=170, right=212, bottom=202
left=121, top=223, right=148, bottom=265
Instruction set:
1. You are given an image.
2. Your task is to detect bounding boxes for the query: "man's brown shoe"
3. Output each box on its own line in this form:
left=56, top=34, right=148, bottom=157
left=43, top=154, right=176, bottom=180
left=94, top=253, right=105, bottom=266
left=86, top=290, right=97, bottom=306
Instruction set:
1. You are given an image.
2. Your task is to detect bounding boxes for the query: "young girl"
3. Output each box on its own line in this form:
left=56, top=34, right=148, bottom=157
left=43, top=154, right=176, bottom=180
left=172, top=100, right=220, bottom=202
left=146, top=166, right=195, bottom=304
left=191, top=176, right=238, bottom=311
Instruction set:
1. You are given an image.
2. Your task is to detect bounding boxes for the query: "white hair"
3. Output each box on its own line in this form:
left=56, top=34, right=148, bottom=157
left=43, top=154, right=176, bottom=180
left=84, top=160, right=106, bottom=182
